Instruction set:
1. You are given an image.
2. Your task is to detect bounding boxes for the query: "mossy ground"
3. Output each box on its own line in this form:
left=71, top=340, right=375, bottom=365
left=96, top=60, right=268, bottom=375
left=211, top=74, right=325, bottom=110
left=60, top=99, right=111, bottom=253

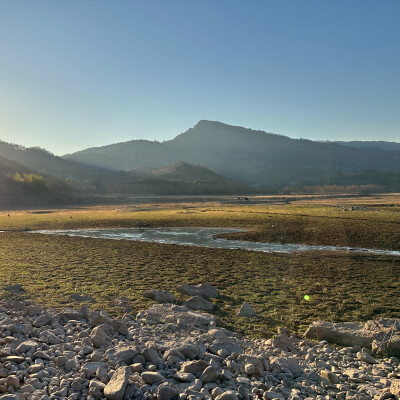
left=0, top=194, right=399, bottom=338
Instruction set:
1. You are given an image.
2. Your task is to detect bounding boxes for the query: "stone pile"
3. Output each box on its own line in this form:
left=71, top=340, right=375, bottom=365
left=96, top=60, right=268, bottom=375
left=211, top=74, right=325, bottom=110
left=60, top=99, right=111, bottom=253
left=0, top=299, right=398, bottom=400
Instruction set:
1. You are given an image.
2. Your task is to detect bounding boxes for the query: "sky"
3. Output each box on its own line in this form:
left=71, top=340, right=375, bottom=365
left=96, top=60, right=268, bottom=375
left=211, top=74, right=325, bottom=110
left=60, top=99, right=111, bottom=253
left=0, top=1, right=399, bottom=155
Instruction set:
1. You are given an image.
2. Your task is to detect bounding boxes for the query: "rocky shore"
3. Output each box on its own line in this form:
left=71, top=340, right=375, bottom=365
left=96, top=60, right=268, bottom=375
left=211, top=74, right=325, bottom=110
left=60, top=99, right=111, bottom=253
left=0, top=293, right=399, bottom=400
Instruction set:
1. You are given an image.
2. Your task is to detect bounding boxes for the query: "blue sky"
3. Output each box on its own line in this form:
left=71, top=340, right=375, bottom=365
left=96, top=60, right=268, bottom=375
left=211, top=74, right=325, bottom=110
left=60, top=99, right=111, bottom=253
left=0, top=1, right=399, bottom=155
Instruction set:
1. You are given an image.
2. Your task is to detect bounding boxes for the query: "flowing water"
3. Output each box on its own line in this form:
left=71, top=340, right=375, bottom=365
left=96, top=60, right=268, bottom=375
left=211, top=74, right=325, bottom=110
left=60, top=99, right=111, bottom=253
left=31, top=227, right=400, bottom=256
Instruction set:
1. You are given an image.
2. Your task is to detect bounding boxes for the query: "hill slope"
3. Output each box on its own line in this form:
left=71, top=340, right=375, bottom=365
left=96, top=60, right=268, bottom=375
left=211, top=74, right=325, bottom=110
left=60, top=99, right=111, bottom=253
left=65, top=140, right=190, bottom=170
left=0, top=154, right=75, bottom=208
left=150, top=162, right=223, bottom=181
left=167, top=121, right=400, bottom=186
left=64, top=120, right=400, bottom=189
left=0, top=141, right=105, bottom=181
left=334, top=141, right=400, bottom=152
left=127, top=162, right=249, bottom=195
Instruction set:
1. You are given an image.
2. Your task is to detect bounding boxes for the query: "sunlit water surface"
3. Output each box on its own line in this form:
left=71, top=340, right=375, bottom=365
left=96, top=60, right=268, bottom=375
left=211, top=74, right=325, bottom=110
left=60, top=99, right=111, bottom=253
left=31, top=227, right=400, bottom=256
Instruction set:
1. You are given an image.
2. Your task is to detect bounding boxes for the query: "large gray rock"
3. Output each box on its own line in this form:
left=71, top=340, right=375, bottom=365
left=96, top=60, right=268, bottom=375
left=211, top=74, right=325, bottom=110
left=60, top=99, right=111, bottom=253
left=143, top=289, right=175, bottom=303
left=185, top=296, right=214, bottom=311
left=305, top=318, right=400, bottom=357
left=104, top=366, right=130, bottom=400
left=177, top=283, right=219, bottom=298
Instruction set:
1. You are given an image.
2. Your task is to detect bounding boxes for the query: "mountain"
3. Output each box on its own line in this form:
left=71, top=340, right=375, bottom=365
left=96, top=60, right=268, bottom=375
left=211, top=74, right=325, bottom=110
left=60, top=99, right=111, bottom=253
left=64, top=120, right=400, bottom=190
left=3, top=121, right=400, bottom=197
left=166, top=121, right=400, bottom=187
left=64, top=140, right=190, bottom=170
left=0, top=138, right=249, bottom=198
left=333, top=141, right=400, bottom=152
left=0, top=141, right=106, bottom=181
left=0, top=154, right=75, bottom=208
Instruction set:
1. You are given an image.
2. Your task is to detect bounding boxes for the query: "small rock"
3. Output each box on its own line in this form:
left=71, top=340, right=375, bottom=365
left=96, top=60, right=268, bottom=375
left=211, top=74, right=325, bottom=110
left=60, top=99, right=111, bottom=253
left=143, top=289, right=175, bottom=303
left=143, top=348, right=160, bottom=365
left=23, top=305, right=42, bottom=317
left=263, top=392, right=285, bottom=400
left=244, top=363, right=256, bottom=375
left=90, top=326, right=110, bottom=348
left=238, top=303, right=256, bottom=317
left=70, top=293, right=95, bottom=302
left=131, top=363, right=143, bottom=373
left=390, top=379, right=400, bottom=396
left=177, top=283, right=219, bottom=298
left=33, top=314, right=53, bottom=327
left=112, top=319, right=129, bottom=336
left=181, top=360, right=209, bottom=374
left=320, top=370, right=339, bottom=384
left=174, top=372, right=196, bottom=382
left=200, top=366, right=219, bottom=383
left=142, top=371, right=164, bottom=384
left=215, top=391, right=239, bottom=400
left=185, top=296, right=214, bottom=311
left=82, top=362, right=103, bottom=378
left=357, top=350, right=377, bottom=364
left=104, top=366, right=130, bottom=400
left=4, top=284, right=23, bottom=292
left=6, top=376, right=19, bottom=389
left=158, top=385, right=179, bottom=400
left=16, top=340, right=38, bottom=354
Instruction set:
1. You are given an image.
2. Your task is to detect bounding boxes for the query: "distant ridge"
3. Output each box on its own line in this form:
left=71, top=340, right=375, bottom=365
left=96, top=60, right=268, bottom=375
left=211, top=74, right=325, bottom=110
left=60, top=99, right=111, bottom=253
left=333, top=141, right=400, bottom=152
left=1, top=120, right=400, bottom=196
left=63, top=120, right=400, bottom=189
left=65, top=139, right=190, bottom=170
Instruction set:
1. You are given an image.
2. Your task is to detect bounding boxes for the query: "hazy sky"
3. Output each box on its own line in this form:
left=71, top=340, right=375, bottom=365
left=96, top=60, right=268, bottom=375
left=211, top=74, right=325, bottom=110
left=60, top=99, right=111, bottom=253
left=0, top=1, right=399, bottom=155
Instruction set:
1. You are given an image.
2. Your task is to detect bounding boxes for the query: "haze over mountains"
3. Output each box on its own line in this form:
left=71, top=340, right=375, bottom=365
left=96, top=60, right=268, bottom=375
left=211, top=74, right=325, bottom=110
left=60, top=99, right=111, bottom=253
left=1, top=120, right=400, bottom=206
left=65, top=120, right=400, bottom=188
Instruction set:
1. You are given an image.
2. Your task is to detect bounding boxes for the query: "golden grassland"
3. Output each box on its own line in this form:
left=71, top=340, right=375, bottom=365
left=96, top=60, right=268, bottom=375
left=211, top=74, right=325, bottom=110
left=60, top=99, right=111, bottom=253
left=0, top=193, right=399, bottom=337
left=1, top=193, right=400, bottom=250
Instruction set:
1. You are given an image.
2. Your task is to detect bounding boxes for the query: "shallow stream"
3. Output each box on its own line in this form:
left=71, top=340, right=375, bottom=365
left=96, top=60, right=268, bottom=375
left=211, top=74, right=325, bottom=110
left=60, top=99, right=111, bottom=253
left=32, top=227, right=400, bottom=256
